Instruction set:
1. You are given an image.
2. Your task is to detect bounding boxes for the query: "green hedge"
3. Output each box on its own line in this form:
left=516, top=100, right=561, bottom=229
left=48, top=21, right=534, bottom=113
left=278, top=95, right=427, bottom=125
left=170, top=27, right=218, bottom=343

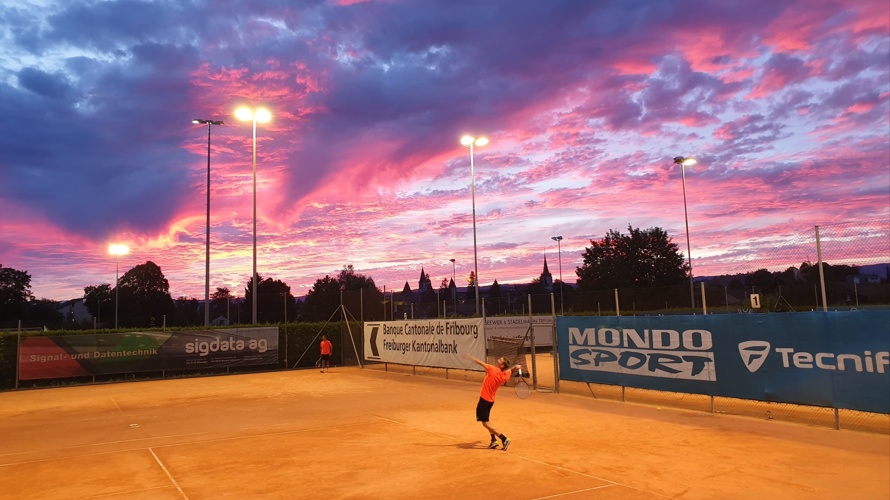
left=0, top=321, right=364, bottom=391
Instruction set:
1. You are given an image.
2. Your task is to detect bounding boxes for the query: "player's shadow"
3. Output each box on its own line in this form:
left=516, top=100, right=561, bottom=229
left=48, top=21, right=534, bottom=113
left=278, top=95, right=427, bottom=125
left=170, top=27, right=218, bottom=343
left=417, top=442, right=494, bottom=450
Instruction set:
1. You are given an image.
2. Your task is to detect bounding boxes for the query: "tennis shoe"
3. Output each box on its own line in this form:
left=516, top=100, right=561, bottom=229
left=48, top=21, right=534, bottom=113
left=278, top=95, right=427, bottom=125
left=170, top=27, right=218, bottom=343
left=488, top=440, right=499, bottom=449
left=501, top=438, right=511, bottom=452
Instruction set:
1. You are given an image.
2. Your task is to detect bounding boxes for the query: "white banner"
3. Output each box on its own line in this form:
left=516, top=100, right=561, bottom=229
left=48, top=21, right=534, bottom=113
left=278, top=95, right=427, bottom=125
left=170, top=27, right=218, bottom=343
left=364, top=319, right=486, bottom=370
left=485, top=316, right=554, bottom=347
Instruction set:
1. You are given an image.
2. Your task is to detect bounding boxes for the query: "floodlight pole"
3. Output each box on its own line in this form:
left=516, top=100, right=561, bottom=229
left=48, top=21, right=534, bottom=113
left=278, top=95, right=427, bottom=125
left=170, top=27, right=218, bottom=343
left=674, top=156, right=697, bottom=309
left=193, top=118, right=224, bottom=327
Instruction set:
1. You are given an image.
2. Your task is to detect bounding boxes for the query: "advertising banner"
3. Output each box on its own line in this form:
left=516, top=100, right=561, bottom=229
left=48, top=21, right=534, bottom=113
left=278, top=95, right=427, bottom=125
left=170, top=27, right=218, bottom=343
left=364, top=318, right=485, bottom=370
left=18, top=328, right=279, bottom=380
left=485, top=316, right=553, bottom=347
left=557, top=312, right=890, bottom=414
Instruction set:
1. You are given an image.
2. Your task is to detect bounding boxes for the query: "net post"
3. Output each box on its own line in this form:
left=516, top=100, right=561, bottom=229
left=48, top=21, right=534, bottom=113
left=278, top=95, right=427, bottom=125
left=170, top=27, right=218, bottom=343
left=550, top=292, right=559, bottom=393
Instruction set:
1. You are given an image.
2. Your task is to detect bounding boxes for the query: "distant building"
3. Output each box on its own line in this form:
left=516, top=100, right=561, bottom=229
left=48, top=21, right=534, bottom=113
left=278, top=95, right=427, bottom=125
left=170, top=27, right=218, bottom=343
left=54, top=298, right=92, bottom=324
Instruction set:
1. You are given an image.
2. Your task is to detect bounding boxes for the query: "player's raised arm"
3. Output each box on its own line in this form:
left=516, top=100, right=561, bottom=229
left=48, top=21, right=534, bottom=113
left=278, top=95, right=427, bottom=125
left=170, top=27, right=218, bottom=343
left=462, top=353, right=486, bottom=368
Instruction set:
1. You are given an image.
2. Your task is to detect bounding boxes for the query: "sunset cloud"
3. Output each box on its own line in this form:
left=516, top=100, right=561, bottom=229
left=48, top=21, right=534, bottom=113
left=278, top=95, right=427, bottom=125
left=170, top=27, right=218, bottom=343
left=0, top=0, right=887, bottom=301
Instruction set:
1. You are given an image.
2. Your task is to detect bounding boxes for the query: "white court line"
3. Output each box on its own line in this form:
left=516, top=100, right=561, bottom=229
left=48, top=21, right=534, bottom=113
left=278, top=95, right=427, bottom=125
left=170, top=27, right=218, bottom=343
left=149, top=448, right=189, bottom=500
left=531, top=485, right=615, bottom=499
left=0, top=431, right=211, bottom=461
left=0, top=421, right=372, bottom=467
left=110, top=396, right=122, bottom=412
left=372, top=414, right=670, bottom=499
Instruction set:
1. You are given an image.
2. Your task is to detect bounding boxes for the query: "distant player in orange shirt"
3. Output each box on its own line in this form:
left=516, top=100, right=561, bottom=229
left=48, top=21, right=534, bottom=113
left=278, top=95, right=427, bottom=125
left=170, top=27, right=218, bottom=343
left=463, top=353, right=521, bottom=451
left=320, top=335, right=332, bottom=373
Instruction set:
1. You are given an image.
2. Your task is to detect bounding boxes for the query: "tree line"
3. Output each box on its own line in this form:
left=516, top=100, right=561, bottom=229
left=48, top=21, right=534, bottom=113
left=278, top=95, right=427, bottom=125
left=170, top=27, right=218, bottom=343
left=1, top=225, right=885, bottom=329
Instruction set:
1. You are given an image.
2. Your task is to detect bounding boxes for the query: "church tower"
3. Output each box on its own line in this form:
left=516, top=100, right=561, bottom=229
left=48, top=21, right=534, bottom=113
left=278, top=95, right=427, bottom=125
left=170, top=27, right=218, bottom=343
left=418, top=266, right=432, bottom=292
left=540, top=256, right=554, bottom=292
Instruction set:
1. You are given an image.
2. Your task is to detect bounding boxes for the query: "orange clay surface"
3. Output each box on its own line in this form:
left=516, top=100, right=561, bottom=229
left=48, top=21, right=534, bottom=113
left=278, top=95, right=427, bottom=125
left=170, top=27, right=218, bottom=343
left=0, top=365, right=888, bottom=500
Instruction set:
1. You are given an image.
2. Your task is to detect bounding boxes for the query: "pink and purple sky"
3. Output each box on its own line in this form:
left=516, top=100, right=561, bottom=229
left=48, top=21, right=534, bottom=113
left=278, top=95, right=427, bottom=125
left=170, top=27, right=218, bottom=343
left=1, top=0, right=888, bottom=302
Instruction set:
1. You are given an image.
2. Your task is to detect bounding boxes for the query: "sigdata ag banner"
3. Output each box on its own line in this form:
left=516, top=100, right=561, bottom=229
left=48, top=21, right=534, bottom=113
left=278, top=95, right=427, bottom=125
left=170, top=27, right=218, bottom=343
left=557, top=312, right=890, bottom=414
left=18, top=327, right=279, bottom=380
left=364, top=318, right=485, bottom=370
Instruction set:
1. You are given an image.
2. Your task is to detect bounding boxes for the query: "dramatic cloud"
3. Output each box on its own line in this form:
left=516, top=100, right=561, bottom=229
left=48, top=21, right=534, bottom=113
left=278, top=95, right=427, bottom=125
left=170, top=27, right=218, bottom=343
left=0, top=0, right=887, bottom=301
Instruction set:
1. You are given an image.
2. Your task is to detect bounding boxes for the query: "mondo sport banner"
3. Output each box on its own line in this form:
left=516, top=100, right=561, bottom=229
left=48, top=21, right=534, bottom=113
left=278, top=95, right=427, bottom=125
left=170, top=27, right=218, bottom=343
left=18, top=327, right=279, bottom=381
left=364, top=318, right=485, bottom=370
left=557, top=312, right=890, bottom=414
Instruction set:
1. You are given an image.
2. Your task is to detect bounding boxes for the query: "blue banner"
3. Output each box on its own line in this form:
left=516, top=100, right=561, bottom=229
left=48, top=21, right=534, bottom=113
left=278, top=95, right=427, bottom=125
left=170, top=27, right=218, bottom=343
left=557, top=311, right=890, bottom=414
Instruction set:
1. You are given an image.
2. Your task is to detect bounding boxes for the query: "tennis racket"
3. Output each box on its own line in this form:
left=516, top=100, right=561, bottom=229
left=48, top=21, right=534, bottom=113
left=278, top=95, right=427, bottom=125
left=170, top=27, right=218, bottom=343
left=514, top=368, right=530, bottom=399
left=315, top=357, right=322, bottom=368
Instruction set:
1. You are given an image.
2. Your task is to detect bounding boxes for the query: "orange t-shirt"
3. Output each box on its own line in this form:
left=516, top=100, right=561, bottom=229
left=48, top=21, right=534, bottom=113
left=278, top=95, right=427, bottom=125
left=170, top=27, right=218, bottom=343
left=320, top=339, right=332, bottom=355
left=479, top=363, right=512, bottom=402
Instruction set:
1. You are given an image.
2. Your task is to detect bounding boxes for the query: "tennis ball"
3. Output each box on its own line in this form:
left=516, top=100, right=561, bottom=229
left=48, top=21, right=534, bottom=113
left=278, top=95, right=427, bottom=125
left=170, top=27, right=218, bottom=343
left=657, top=407, right=662, bottom=411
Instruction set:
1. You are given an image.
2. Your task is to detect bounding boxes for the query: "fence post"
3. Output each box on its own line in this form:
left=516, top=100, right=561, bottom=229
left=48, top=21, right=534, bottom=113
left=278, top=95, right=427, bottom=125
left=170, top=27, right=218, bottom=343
left=614, top=289, right=620, bottom=316
left=815, top=225, right=828, bottom=312
left=701, top=282, right=708, bottom=315
left=15, top=322, right=21, bottom=390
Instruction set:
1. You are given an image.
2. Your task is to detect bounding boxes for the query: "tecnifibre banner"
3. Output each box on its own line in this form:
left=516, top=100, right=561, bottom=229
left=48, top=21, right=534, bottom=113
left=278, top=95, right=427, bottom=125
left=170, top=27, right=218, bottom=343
left=18, top=328, right=279, bottom=380
left=557, top=312, right=890, bottom=414
left=364, top=318, right=485, bottom=370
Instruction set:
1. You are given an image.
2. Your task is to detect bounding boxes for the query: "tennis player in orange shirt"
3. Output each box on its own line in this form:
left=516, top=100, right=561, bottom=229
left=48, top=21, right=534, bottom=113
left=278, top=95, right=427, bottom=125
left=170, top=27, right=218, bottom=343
left=320, top=335, right=332, bottom=373
left=463, top=353, right=521, bottom=451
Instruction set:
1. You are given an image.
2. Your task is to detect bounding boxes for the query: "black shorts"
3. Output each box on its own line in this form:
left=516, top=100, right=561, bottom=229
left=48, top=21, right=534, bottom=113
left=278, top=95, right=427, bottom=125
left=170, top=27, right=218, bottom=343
left=320, top=354, right=330, bottom=361
left=475, top=397, right=494, bottom=422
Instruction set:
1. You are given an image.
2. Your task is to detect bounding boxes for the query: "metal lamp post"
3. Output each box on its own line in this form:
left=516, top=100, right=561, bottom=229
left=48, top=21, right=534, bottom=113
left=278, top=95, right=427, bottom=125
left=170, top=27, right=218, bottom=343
left=235, top=106, right=271, bottom=324
left=460, top=135, right=489, bottom=315
left=192, top=118, right=224, bottom=327
left=108, top=244, right=129, bottom=329
left=552, top=235, right=564, bottom=315
left=673, top=156, right=697, bottom=309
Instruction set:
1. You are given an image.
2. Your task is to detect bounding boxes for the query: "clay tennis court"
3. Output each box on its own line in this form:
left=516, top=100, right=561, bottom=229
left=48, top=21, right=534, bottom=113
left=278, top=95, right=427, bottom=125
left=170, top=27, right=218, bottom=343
left=1, top=365, right=888, bottom=499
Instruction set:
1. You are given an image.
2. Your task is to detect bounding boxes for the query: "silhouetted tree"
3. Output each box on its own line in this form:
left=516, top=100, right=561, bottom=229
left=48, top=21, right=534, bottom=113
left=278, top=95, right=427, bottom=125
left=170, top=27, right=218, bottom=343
left=83, top=283, right=113, bottom=326
left=242, top=274, right=297, bottom=324
left=211, top=287, right=232, bottom=322
left=0, top=264, right=33, bottom=322
left=488, top=280, right=502, bottom=298
left=302, top=265, right=383, bottom=321
left=116, top=261, right=175, bottom=328
left=576, top=225, right=688, bottom=291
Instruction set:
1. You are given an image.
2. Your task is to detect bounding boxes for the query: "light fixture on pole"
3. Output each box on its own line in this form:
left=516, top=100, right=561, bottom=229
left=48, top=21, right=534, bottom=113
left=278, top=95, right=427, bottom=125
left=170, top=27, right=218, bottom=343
left=449, top=258, right=456, bottom=283
left=460, top=135, right=489, bottom=316
left=108, top=244, right=129, bottom=329
left=235, top=106, right=271, bottom=324
left=551, top=236, right=564, bottom=315
left=192, top=118, right=224, bottom=327
left=673, top=156, right=697, bottom=309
